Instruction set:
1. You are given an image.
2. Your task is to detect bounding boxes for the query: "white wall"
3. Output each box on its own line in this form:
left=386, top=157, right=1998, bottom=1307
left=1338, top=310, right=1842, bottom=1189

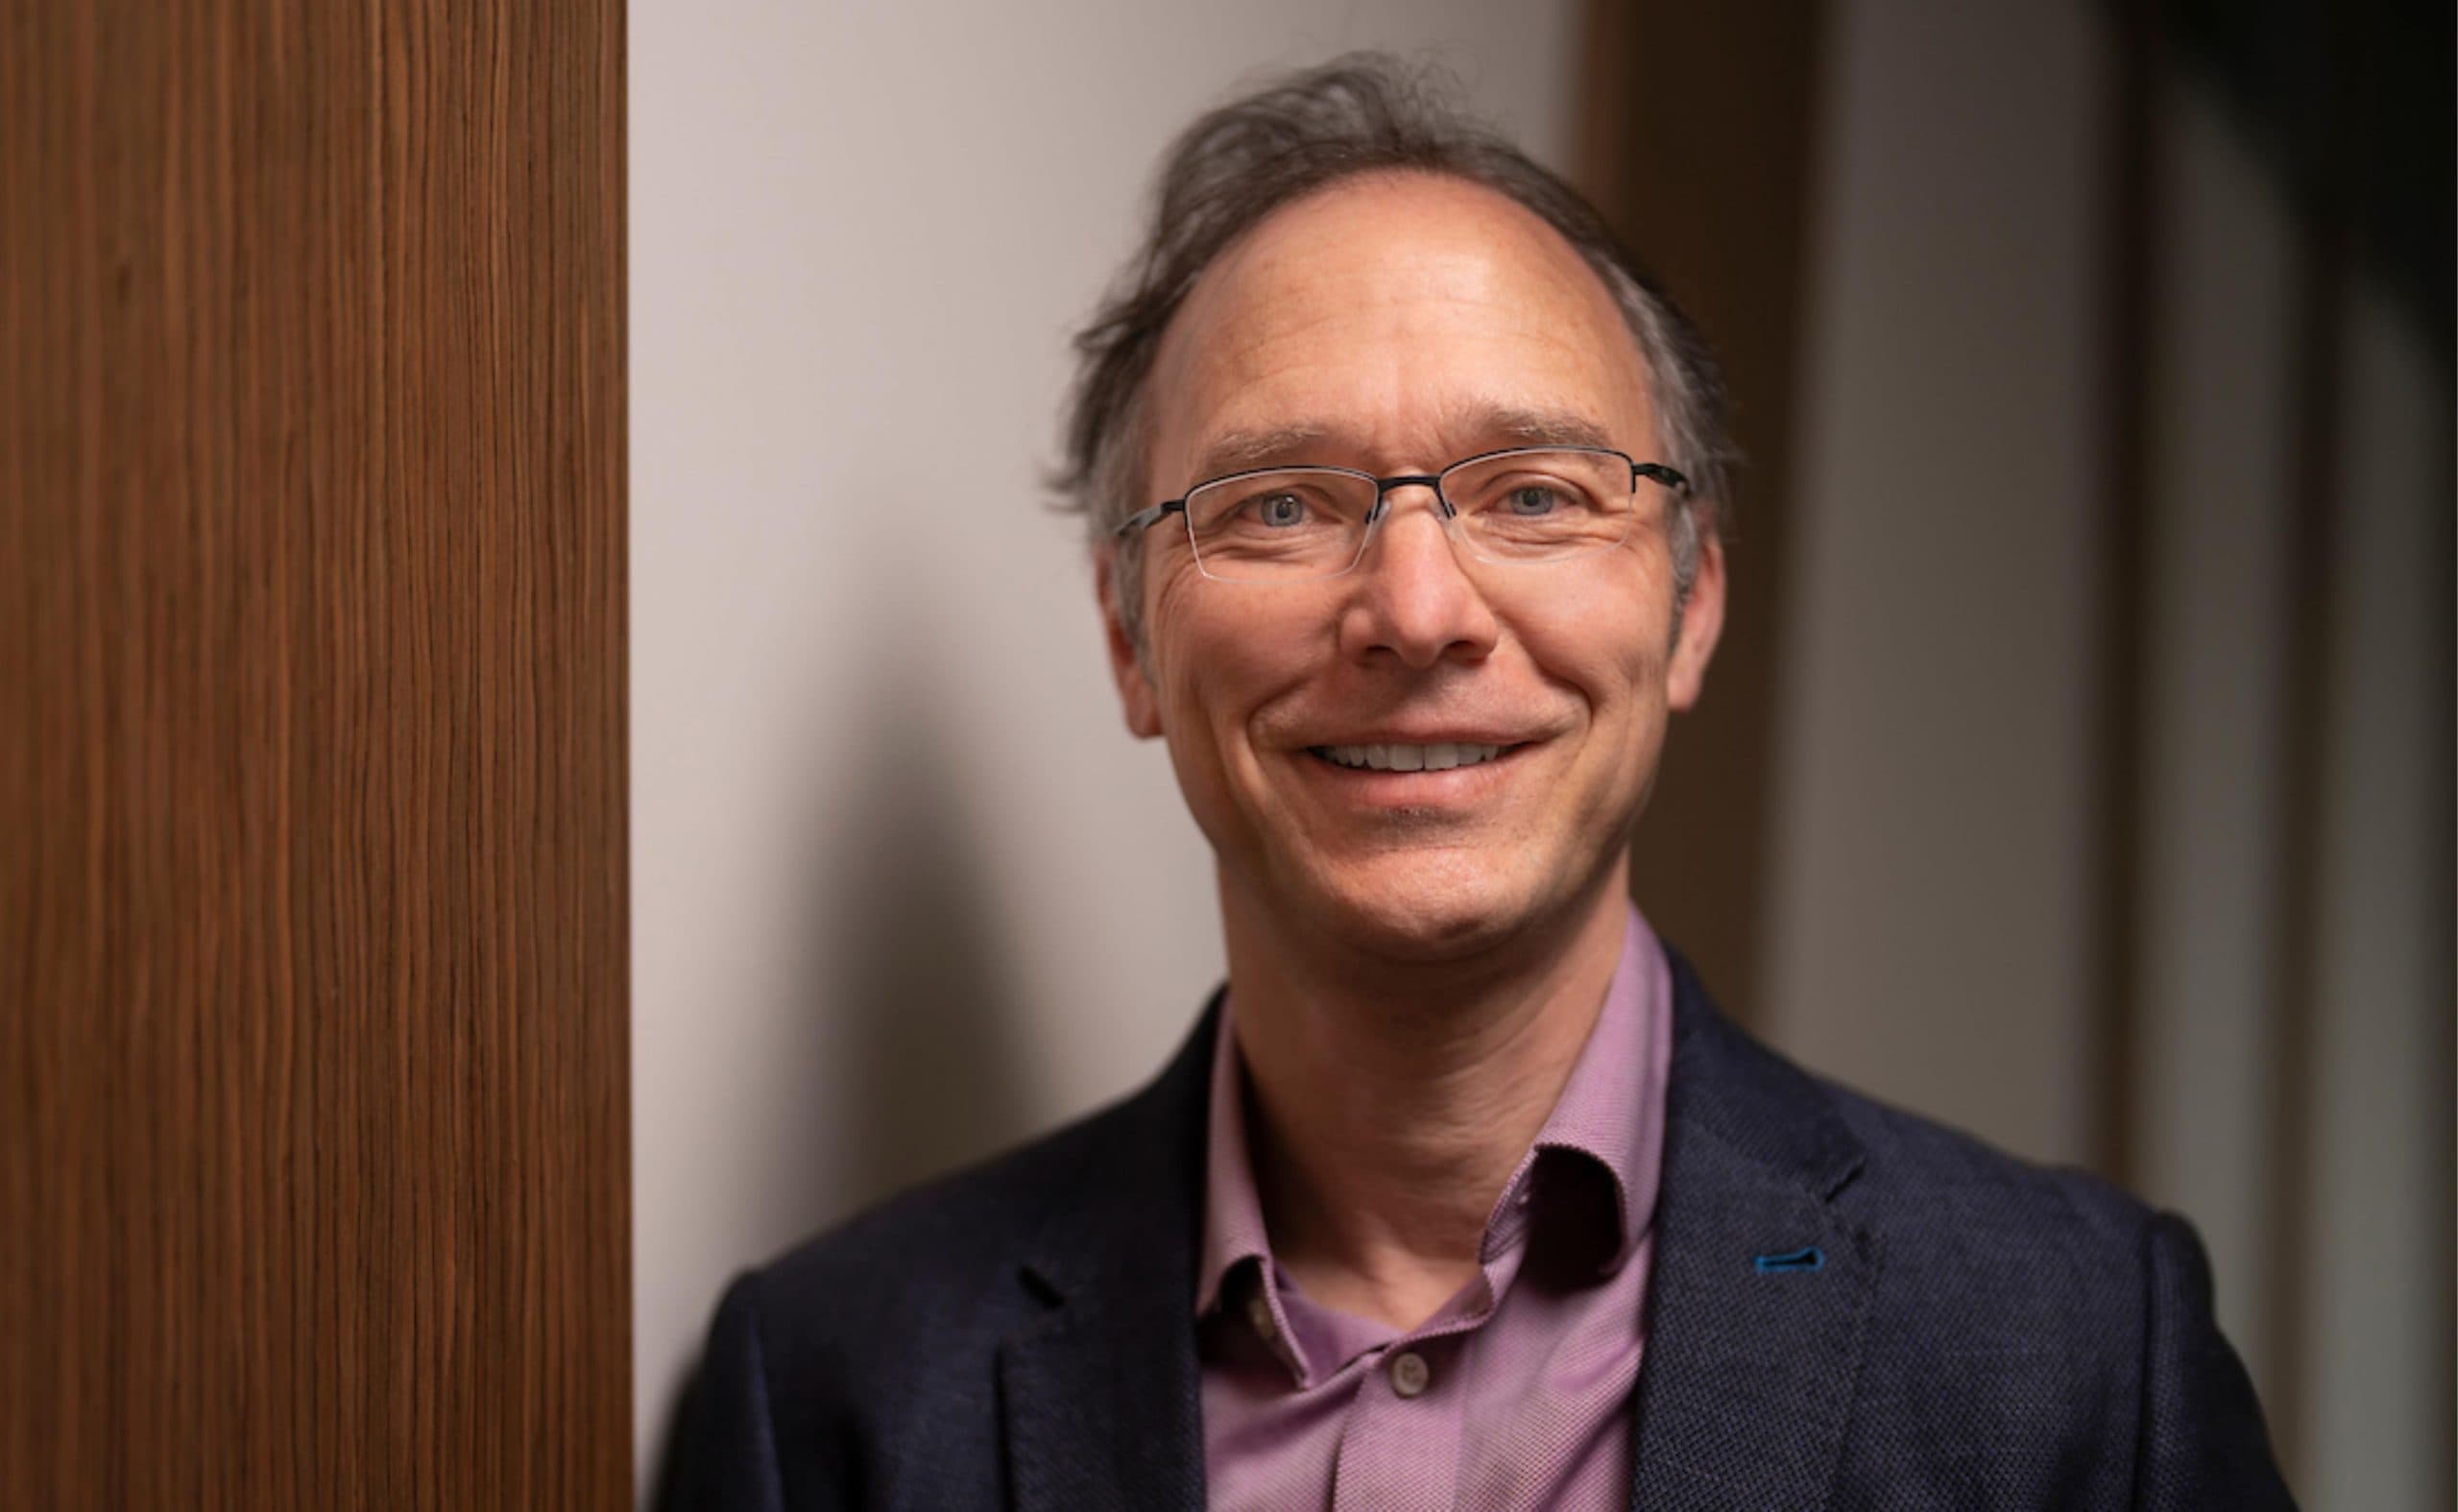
left=628, top=3, right=1579, bottom=1493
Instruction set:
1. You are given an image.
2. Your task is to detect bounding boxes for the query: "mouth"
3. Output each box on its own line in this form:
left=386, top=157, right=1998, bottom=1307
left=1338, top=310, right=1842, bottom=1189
left=1305, top=741, right=1519, bottom=773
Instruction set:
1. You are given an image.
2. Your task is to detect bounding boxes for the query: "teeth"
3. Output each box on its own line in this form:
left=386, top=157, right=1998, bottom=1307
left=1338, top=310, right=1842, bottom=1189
left=1315, top=743, right=1506, bottom=771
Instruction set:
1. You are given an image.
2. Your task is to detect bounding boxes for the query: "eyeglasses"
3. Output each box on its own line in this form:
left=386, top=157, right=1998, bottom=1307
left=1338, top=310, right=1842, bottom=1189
left=1114, top=446, right=1689, bottom=583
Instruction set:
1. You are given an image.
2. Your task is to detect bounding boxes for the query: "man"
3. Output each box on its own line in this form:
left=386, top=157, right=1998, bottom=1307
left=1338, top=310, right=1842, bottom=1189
left=664, top=58, right=2291, bottom=1510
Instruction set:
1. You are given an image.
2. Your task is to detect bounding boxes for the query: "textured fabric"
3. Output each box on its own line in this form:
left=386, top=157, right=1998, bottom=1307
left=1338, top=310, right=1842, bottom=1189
left=1194, top=905, right=1673, bottom=1511
left=659, top=948, right=2298, bottom=1511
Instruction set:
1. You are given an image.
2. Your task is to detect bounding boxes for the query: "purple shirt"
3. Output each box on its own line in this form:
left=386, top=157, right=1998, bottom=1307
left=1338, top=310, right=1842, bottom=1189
left=1195, top=905, right=1675, bottom=1511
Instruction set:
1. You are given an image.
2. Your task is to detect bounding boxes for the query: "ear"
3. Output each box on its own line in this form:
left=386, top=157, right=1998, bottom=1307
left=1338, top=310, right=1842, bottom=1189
left=1096, top=543, right=1164, bottom=738
left=1665, top=532, right=1725, bottom=711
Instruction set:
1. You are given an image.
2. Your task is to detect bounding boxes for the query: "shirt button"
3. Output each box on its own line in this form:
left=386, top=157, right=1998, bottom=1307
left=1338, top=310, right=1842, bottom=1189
left=1245, top=1294, right=1278, bottom=1344
left=1388, top=1350, right=1431, bottom=1399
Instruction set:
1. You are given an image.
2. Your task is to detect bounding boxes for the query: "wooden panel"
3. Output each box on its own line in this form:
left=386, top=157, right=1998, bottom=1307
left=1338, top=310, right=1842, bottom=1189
left=1577, top=0, right=1826, bottom=1022
left=1, top=2, right=629, bottom=1506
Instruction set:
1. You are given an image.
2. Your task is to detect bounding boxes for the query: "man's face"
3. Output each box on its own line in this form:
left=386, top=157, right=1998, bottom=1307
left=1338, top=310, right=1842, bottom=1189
left=1101, top=173, right=1724, bottom=962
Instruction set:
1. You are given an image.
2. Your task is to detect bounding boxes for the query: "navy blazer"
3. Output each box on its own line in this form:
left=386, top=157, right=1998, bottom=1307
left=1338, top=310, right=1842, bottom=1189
left=663, top=955, right=2294, bottom=1509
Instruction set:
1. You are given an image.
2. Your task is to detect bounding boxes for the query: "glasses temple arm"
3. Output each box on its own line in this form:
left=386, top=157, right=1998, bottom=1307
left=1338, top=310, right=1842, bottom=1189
left=1113, top=499, right=1188, bottom=538
left=1632, top=462, right=1692, bottom=496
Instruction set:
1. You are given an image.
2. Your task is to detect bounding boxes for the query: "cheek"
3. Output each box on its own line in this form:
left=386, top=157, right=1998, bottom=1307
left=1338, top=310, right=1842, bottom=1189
left=1513, top=569, right=1669, bottom=709
left=1147, top=576, right=1318, bottom=747
left=1145, top=567, right=1221, bottom=728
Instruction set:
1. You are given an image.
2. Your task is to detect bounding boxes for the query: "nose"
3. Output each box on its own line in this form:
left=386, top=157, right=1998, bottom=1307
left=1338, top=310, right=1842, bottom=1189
left=1337, top=484, right=1500, bottom=669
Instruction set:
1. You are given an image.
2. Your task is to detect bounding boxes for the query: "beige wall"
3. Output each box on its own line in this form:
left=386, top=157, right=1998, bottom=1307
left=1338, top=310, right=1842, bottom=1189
left=628, top=3, right=1580, bottom=1492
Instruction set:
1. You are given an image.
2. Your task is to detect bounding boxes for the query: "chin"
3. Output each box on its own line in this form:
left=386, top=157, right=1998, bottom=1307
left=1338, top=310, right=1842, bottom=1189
left=1295, top=853, right=1553, bottom=964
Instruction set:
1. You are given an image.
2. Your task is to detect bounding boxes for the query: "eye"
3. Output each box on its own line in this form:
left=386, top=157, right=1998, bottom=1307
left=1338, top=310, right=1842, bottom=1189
left=1503, top=484, right=1564, bottom=516
left=1252, top=492, right=1309, bottom=528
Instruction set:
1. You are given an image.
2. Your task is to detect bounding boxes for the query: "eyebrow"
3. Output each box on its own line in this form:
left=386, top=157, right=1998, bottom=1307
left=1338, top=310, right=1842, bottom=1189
left=1188, top=423, right=1345, bottom=482
left=1185, top=406, right=1620, bottom=487
left=1473, top=406, right=1618, bottom=453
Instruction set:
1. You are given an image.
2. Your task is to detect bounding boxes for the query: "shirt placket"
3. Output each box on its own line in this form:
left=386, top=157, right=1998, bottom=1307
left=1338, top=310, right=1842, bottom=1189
left=1323, top=1238, right=1527, bottom=1512
left=1326, top=1330, right=1471, bottom=1512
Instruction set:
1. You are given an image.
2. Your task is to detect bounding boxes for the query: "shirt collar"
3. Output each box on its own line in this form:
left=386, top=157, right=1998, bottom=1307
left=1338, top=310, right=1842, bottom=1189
left=1193, top=992, right=1272, bottom=1320
left=1193, top=901, right=1675, bottom=1321
left=1509, top=902, right=1674, bottom=1273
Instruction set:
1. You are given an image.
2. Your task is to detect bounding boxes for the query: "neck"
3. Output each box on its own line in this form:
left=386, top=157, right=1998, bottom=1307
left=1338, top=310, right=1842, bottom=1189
left=1219, top=863, right=1632, bottom=1331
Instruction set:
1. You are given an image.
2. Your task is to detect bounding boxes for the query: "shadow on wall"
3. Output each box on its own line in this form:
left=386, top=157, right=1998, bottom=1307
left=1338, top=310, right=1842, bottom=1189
left=650, top=632, right=1037, bottom=1502
left=808, top=641, right=1038, bottom=1212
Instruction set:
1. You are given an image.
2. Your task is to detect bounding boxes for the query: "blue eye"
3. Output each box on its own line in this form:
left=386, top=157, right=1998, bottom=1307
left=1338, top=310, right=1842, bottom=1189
left=1256, top=492, right=1309, bottom=527
left=1505, top=486, right=1561, bottom=516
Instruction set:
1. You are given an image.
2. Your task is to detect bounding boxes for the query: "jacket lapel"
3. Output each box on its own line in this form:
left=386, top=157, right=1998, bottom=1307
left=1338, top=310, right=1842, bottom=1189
left=1628, top=958, right=1880, bottom=1512
left=999, top=1000, right=1217, bottom=1512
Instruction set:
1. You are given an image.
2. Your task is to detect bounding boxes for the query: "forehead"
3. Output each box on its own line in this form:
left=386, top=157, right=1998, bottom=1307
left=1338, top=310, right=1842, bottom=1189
left=1145, top=173, right=1654, bottom=485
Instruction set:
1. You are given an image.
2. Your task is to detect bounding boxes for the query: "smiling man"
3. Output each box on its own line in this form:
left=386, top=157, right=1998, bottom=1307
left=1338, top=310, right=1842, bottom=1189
left=664, top=58, right=2291, bottom=1511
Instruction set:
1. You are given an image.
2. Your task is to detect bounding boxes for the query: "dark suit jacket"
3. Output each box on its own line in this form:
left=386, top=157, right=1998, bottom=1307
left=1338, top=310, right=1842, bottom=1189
left=663, top=954, right=2294, bottom=1510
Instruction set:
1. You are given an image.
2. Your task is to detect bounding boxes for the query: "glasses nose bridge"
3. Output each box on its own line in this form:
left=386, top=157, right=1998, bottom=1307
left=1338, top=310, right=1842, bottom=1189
left=1350, top=469, right=1472, bottom=583
left=1364, top=470, right=1457, bottom=527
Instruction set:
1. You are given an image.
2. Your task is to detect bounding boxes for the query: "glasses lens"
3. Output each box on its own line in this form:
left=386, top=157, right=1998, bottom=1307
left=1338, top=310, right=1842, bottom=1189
left=1185, top=469, right=1377, bottom=581
left=1444, top=449, right=1639, bottom=562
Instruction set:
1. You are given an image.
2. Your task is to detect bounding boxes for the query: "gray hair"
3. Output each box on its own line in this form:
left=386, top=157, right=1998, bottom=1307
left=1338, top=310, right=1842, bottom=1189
left=1055, top=53, right=1734, bottom=648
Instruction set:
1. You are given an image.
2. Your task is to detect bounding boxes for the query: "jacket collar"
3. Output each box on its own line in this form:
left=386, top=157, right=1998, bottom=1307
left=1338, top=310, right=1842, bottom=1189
left=997, top=959, right=1879, bottom=1512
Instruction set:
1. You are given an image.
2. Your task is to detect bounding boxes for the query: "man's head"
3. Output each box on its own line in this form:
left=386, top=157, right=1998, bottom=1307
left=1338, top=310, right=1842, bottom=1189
left=1061, top=57, right=1731, bottom=963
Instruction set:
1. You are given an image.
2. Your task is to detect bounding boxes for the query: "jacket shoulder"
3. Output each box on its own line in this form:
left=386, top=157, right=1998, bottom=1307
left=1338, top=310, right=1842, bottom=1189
left=1822, top=1073, right=2159, bottom=1254
left=1664, top=956, right=2162, bottom=1278
left=1658, top=960, right=2289, bottom=1506
left=663, top=1078, right=1192, bottom=1512
left=1803, top=1076, right=2291, bottom=1505
left=754, top=1081, right=1163, bottom=1359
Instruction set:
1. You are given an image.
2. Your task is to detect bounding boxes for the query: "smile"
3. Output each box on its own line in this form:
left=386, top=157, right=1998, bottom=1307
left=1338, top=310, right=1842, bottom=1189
left=1308, top=742, right=1511, bottom=773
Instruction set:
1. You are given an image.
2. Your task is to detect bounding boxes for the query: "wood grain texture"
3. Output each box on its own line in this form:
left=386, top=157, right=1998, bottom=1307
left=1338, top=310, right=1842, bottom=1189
left=1578, top=0, right=1827, bottom=1024
left=1, top=2, right=629, bottom=1505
